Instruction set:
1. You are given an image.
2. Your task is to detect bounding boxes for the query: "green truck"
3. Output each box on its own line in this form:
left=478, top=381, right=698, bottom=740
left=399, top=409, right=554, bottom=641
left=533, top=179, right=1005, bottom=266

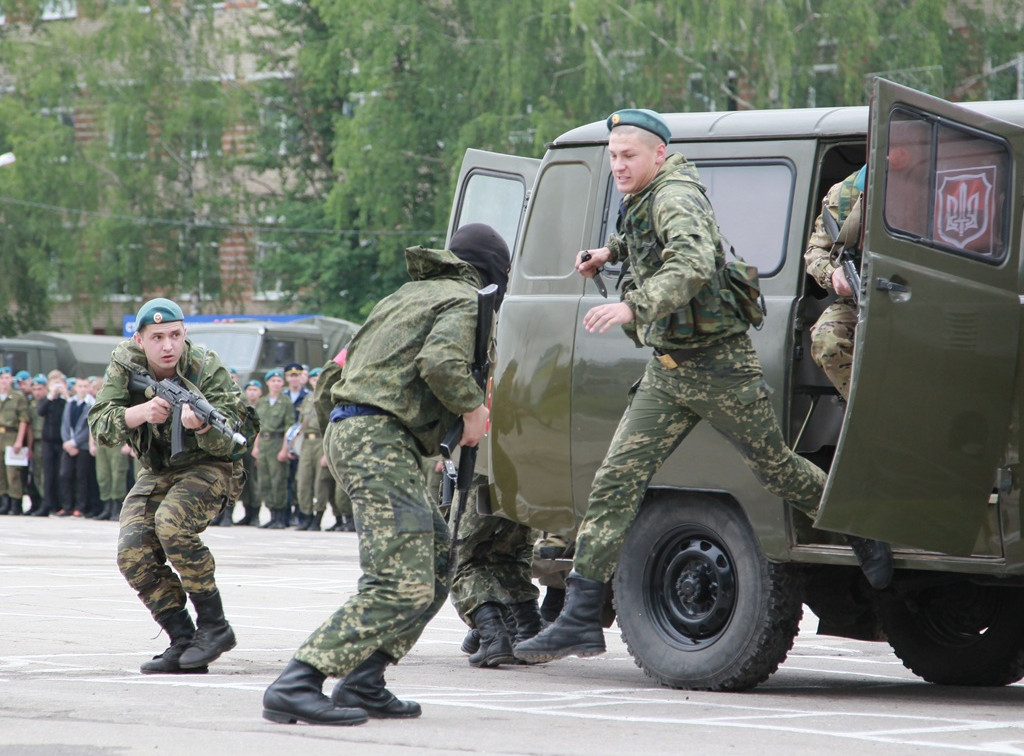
left=446, top=79, right=1024, bottom=691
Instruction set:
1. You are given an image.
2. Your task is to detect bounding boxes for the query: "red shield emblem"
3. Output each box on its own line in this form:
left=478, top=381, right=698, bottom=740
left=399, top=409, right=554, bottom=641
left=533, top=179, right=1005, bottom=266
left=934, top=167, right=995, bottom=252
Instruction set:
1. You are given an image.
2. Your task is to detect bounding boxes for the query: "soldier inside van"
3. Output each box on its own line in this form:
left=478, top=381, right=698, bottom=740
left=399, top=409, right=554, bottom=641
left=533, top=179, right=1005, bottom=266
left=515, top=111, right=892, bottom=666
left=804, top=165, right=866, bottom=402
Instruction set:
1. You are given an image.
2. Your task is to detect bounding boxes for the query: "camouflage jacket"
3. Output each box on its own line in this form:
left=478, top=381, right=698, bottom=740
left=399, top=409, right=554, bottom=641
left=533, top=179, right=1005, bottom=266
left=0, top=391, right=29, bottom=435
left=606, top=153, right=747, bottom=350
left=89, top=338, right=247, bottom=472
left=331, top=246, right=485, bottom=457
left=804, top=167, right=864, bottom=292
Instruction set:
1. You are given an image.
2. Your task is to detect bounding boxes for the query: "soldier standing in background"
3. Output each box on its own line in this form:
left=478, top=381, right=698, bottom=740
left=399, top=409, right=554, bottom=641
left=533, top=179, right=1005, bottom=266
left=282, top=362, right=309, bottom=527
left=253, top=368, right=291, bottom=529
left=262, top=222, right=509, bottom=726
left=515, top=110, right=891, bottom=666
left=294, top=367, right=328, bottom=531
left=0, top=367, right=30, bottom=515
left=90, top=298, right=250, bottom=675
left=234, top=379, right=262, bottom=525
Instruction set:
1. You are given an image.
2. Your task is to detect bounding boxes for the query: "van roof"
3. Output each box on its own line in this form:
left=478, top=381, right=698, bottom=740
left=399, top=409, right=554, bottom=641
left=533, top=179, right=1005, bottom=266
left=551, top=100, right=1024, bottom=146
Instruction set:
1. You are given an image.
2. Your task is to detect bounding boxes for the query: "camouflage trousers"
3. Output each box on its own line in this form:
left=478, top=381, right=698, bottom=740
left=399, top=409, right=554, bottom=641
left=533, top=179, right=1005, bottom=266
left=294, top=415, right=449, bottom=677
left=449, top=480, right=538, bottom=624
left=256, top=434, right=288, bottom=511
left=116, top=459, right=241, bottom=620
left=809, top=298, right=857, bottom=400
left=574, top=334, right=827, bottom=584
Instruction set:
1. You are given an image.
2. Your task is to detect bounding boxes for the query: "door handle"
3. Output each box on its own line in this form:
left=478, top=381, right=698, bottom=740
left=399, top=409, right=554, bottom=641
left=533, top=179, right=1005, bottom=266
left=875, top=277, right=909, bottom=294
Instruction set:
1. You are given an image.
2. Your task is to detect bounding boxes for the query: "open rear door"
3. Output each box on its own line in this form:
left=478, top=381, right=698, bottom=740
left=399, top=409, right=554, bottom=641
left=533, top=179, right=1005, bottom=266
left=815, top=79, right=1024, bottom=555
left=445, top=148, right=539, bottom=250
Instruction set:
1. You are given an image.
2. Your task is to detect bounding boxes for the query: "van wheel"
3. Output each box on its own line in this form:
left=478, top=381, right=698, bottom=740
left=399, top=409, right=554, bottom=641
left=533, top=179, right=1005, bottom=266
left=881, top=583, right=1024, bottom=686
left=612, top=495, right=801, bottom=691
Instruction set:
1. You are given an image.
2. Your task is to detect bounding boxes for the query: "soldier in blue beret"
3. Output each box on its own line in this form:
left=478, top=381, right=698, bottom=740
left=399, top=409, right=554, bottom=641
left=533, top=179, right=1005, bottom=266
left=264, top=368, right=284, bottom=382
left=516, top=109, right=891, bottom=667
left=89, top=296, right=253, bottom=674
left=0, top=363, right=30, bottom=514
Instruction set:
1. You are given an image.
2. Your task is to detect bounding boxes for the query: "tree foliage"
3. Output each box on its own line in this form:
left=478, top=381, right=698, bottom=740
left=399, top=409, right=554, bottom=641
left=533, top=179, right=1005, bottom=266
left=1, top=0, right=1022, bottom=330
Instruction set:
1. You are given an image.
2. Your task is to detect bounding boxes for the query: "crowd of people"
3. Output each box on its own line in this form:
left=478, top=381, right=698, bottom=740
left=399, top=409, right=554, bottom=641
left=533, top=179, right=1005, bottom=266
left=0, top=359, right=354, bottom=531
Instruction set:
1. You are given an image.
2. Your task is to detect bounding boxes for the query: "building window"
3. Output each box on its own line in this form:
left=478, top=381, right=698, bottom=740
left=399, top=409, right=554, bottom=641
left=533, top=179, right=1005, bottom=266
left=41, top=1, right=77, bottom=20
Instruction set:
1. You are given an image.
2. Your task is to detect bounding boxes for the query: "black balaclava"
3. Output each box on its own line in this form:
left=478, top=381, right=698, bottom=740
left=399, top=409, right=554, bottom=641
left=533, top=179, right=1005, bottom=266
left=448, top=223, right=511, bottom=305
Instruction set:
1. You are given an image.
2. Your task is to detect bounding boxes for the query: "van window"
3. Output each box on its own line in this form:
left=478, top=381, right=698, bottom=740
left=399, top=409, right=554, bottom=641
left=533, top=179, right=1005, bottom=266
left=520, top=161, right=592, bottom=278
left=262, top=339, right=297, bottom=368
left=884, top=107, right=1011, bottom=263
left=455, top=170, right=528, bottom=253
left=190, top=332, right=260, bottom=371
left=603, top=160, right=795, bottom=277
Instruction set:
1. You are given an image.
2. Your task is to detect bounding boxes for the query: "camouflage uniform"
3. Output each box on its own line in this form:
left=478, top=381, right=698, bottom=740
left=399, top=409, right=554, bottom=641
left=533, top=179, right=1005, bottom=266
left=449, top=480, right=538, bottom=625
left=292, top=246, right=484, bottom=677
left=572, top=153, right=827, bottom=584
left=0, top=387, right=30, bottom=502
left=254, top=394, right=291, bottom=514
left=804, top=168, right=864, bottom=400
left=90, top=339, right=246, bottom=620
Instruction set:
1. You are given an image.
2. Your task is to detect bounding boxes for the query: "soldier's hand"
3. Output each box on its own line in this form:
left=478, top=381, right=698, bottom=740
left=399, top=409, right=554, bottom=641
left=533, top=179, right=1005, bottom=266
left=831, top=267, right=852, bottom=297
left=460, top=404, right=489, bottom=448
left=576, top=247, right=611, bottom=278
left=180, top=403, right=208, bottom=432
left=276, top=446, right=289, bottom=462
left=583, top=301, right=634, bottom=334
left=142, top=397, right=173, bottom=425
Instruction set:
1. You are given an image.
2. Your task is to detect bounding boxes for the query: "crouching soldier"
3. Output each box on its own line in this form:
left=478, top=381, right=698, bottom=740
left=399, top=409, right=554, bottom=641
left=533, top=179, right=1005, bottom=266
left=90, top=298, right=253, bottom=674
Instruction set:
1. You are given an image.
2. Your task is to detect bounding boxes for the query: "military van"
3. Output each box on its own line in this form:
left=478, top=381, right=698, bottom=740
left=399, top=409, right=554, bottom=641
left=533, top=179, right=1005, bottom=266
left=20, top=332, right=123, bottom=378
left=185, top=321, right=330, bottom=385
left=0, top=337, right=58, bottom=376
left=445, top=79, right=1024, bottom=692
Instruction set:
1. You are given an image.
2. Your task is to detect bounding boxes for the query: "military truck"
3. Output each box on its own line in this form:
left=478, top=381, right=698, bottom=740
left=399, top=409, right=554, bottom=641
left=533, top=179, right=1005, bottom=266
left=21, top=332, right=123, bottom=378
left=0, top=337, right=59, bottom=376
left=445, top=79, right=1024, bottom=691
left=185, top=321, right=331, bottom=385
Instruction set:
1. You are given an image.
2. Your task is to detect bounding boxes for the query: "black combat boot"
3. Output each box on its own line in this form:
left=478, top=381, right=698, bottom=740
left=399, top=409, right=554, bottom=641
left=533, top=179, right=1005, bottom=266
left=510, top=599, right=544, bottom=644
left=140, top=608, right=209, bottom=674
left=110, top=498, right=123, bottom=521
left=460, top=628, right=480, bottom=655
left=513, top=571, right=607, bottom=663
left=95, top=499, right=112, bottom=521
left=331, top=650, right=421, bottom=718
left=540, top=586, right=565, bottom=623
left=235, top=504, right=256, bottom=526
left=268, top=509, right=288, bottom=530
left=306, top=512, right=323, bottom=531
left=263, top=659, right=368, bottom=726
left=340, top=516, right=356, bottom=532
left=0, top=495, right=11, bottom=515
left=295, top=511, right=312, bottom=531
left=8, top=495, right=22, bottom=515
left=177, top=589, right=236, bottom=669
left=845, top=535, right=894, bottom=590
left=468, top=603, right=516, bottom=668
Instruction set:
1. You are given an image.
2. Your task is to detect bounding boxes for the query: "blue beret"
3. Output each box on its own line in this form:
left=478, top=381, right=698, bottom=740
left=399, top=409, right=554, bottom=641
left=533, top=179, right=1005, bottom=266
left=245, top=379, right=263, bottom=389
left=283, top=362, right=304, bottom=376
left=33, top=374, right=47, bottom=385
left=15, top=370, right=31, bottom=381
left=228, top=366, right=238, bottom=375
left=607, top=108, right=671, bottom=144
left=309, top=367, right=322, bottom=377
left=135, top=297, right=184, bottom=329
left=264, top=368, right=284, bottom=381
left=0, top=366, right=11, bottom=375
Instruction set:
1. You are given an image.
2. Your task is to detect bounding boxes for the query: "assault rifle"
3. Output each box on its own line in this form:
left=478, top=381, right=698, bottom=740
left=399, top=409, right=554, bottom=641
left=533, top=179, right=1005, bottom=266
left=439, top=283, right=499, bottom=571
left=129, top=371, right=248, bottom=459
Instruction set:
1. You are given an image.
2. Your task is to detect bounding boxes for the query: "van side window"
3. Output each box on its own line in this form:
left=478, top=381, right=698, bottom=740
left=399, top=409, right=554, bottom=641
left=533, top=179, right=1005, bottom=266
left=602, top=159, right=795, bottom=277
left=520, top=161, right=591, bottom=278
left=262, top=339, right=296, bottom=367
left=454, top=170, right=528, bottom=253
left=884, top=107, right=1011, bottom=263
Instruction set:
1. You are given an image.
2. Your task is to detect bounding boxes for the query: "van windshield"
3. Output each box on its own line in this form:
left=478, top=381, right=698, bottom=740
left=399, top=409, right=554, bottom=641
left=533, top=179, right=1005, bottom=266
left=188, top=331, right=260, bottom=370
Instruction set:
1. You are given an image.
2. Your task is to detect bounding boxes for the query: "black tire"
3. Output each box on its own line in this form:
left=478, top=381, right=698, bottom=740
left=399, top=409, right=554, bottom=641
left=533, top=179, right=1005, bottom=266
left=612, top=494, right=801, bottom=691
left=881, top=583, right=1024, bottom=686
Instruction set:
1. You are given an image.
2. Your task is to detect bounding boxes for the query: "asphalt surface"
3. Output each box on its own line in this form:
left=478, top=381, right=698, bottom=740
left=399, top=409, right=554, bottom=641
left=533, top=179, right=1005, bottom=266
left=5, top=509, right=1024, bottom=756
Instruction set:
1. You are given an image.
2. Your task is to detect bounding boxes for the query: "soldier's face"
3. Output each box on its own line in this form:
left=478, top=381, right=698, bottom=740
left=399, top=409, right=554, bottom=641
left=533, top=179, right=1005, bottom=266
left=245, top=385, right=262, bottom=403
left=0, top=374, right=11, bottom=393
left=32, top=384, right=46, bottom=399
left=608, top=130, right=666, bottom=195
left=134, top=322, right=186, bottom=379
left=266, top=376, right=284, bottom=394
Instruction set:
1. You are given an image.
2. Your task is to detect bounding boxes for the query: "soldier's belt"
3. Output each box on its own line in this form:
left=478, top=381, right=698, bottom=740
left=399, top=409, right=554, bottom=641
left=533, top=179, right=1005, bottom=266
left=654, top=346, right=712, bottom=370
left=261, top=431, right=285, bottom=439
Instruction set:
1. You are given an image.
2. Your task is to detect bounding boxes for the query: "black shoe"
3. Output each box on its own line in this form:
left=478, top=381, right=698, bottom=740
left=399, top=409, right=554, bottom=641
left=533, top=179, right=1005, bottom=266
left=540, top=587, right=565, bottom=623
left=140, top=609, right=209, bottom=675
left=509, top=600, right=543, bottom=644
left=306, top=512, right=323, bottom=531
left=331, top=651, right=420, bottom=718
left=178, top=590, right=236, bottom=669
left=468, top=603, right=516, bottom=668
left=845, top=535, right=894, bottom=590
left=514, top=572, right=607, bottom=663
left=264, top=659, right=369, bottom=726
left=460, top=628, right=480, bottom=655
left=0, top=495, right=10, bottom=515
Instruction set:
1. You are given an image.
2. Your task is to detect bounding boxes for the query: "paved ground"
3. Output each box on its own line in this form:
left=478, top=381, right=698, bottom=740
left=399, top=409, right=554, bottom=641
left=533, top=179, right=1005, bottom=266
left=5, top=510, right=1024, bottom=756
